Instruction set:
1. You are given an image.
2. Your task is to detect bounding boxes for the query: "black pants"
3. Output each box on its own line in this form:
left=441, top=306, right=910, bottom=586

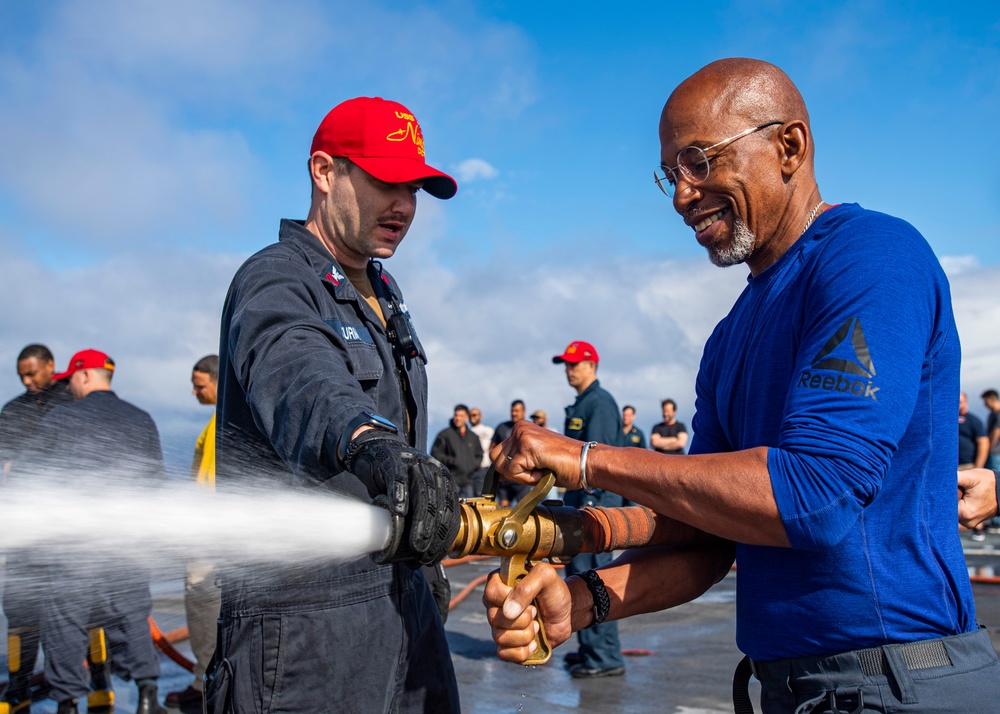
left=207, top=564, right=459, bottom=714
left=2, top=552, right=43, bottom=698
left=745, top=627, right=1000, bottom=713
left=41, top=567, right=160, bottom=702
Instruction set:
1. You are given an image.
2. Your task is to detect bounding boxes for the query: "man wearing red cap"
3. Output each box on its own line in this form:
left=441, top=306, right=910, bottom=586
left=550, top=341, right=627, bottom=679
left=213, top=97, right=460, bottom=712
left=13, top=350, right=167, bottom=714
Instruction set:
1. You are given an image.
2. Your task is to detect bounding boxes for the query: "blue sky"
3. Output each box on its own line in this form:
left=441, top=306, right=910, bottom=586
left=1, top=1, right=998, bottom=467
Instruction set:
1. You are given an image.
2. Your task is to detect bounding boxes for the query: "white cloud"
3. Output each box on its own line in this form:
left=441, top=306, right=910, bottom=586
left=939, top=254, right=981, bottom=275
left=0, top=64, right=258, bottom=252
left=0, top=0, right=540, bottom=255
left=948, top=264, right=1000, bottom=395
left=0, top=237, right=245, bottom=468
left=453, top=158, right=499, bottom=183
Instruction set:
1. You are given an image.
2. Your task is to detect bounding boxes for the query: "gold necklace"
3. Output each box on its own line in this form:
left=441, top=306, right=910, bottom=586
left=802, top=200, right=826, bottom=234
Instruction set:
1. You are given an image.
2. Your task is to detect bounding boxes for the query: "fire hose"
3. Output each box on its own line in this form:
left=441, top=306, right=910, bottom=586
left=149, top=468, right=694, bottom=670
left=148, top=467, right=1000, bottom=670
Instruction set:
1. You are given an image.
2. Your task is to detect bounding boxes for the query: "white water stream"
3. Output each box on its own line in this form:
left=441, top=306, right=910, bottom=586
left=1, top=474, right=392, bottom=572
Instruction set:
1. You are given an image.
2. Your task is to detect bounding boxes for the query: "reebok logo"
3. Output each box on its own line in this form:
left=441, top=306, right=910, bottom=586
left=797, top=317, right=880, bottom=401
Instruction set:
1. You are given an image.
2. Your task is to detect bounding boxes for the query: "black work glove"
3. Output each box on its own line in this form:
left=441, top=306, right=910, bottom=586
left=346, top=432, right=460, bottom=566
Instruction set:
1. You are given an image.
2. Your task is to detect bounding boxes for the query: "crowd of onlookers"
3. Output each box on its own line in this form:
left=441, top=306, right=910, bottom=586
left=429, top=396, right=693, bottom=506
left=432, top=386, right=1000, bottom=516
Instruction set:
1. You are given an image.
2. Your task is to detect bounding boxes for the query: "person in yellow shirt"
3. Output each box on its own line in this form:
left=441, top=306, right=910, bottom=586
left=165, top=356, right=219, bottom=710
left=191, top=366, right=216, bottom=489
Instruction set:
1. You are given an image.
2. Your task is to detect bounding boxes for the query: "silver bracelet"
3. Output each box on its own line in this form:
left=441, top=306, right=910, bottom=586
left=580, top=441, right=598, bottom=494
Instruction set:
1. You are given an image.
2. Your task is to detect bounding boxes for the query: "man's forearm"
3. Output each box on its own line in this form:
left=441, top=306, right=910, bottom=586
left=587, top=445, right=791, bottom=547
left=976, top=438, right=990, bottom=468
left=574, top=540, right=736, bottom=628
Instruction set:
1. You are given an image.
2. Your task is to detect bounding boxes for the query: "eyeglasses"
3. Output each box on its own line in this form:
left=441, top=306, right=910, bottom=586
left=653, top=121, right=783, bottom=198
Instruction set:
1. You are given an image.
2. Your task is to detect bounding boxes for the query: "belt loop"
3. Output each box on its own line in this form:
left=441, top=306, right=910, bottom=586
left=882, top=644, right=918, bottom=705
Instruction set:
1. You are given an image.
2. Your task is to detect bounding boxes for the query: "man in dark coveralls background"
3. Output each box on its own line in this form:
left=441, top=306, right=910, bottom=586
left=16, top=349, right=167, bottom=714
left=0, top=344, right=73, bottom=714
left=212, top=97, right=461, bottom=713
left=551, top=340, right=627, bottom=679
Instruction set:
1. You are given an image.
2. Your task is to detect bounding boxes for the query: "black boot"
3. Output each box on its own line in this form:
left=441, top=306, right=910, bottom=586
left=135, top=683, right=166, bottom=714
left=56, top=699, right=80, bottom=714
left=0, top=692, right=32, bottom=714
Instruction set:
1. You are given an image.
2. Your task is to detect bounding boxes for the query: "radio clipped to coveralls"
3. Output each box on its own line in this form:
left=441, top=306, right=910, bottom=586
left=386, top=311, right=419, bottom=359
left=371, top=260, right=420, bottom=359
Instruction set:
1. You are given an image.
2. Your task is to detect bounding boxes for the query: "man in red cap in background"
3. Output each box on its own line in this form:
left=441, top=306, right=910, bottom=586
left=12, top=349, right=167, bottom=714
left=213, top=98, right=461, bottom=712
left=550, top=341, right=627, bottom=679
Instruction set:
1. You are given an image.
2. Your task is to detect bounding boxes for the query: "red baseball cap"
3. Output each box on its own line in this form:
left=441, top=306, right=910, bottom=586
left=310, top=97, right=458, bottom=200
left=552, top=341, right=599, bottom=364
left=54, top=349, right=116, bottom=380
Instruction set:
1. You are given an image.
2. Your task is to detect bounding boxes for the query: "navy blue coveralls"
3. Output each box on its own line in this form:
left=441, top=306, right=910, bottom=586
left=0, top=379, right=72, bottom=702
left=15, top=390, right=164, bottom=704
left=623, top=425, right=646, bottom=449
left=562, top=379, right=626, bottom=671
left=212, top=219, right=458, bottom=713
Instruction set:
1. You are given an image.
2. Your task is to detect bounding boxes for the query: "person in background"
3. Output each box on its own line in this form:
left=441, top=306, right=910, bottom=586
left=0, top=344, right=72, bottom=481
left=959, top=391, right=989, bottom=471
left=981, top=389, right=1000, bottom=471
left=165, top=355, right=221, bottom=711
left=959, top=390, right=990, bottom=541
left=622, top=405, right=647, bottom=449
left=22, top=350, right=167, bottom=714
left=491, top=399, right=530, bottom=505
left=551, top=340, right=627, bottom=679
left=649, top=398, right=687, bottom=454
left=0, top=344, right=73, bottom=714
left=467, top=406, right=493, bottom=497
left=431, top=404, right=483, bottom=499
left=618, top=404, right=648, bottom=508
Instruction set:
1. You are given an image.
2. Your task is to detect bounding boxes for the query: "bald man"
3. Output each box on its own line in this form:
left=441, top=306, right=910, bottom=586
left=484, top=58, right=998, bottom=712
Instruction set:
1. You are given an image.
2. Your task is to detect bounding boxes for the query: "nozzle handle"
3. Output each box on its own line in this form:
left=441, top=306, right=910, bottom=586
left=495, top=471, right=557, bottom=665
left=500, top=553, right=552, bottom=665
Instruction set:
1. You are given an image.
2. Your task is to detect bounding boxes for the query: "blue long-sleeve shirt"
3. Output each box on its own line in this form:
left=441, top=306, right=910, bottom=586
left=690, top=203, right=975, bottom=660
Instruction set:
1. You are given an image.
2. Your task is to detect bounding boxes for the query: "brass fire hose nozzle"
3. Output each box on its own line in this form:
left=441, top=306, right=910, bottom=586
left=449, top=467, right=701, bottom=665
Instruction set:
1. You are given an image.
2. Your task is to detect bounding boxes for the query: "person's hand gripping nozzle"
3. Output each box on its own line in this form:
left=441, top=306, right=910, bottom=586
left=404, top=466, right=712, bottom=664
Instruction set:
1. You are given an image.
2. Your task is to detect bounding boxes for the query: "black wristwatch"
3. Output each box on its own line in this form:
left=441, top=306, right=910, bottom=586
left=580, top=569, right=611, bottom=627
left=336, top=412, right=399, bottom=468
